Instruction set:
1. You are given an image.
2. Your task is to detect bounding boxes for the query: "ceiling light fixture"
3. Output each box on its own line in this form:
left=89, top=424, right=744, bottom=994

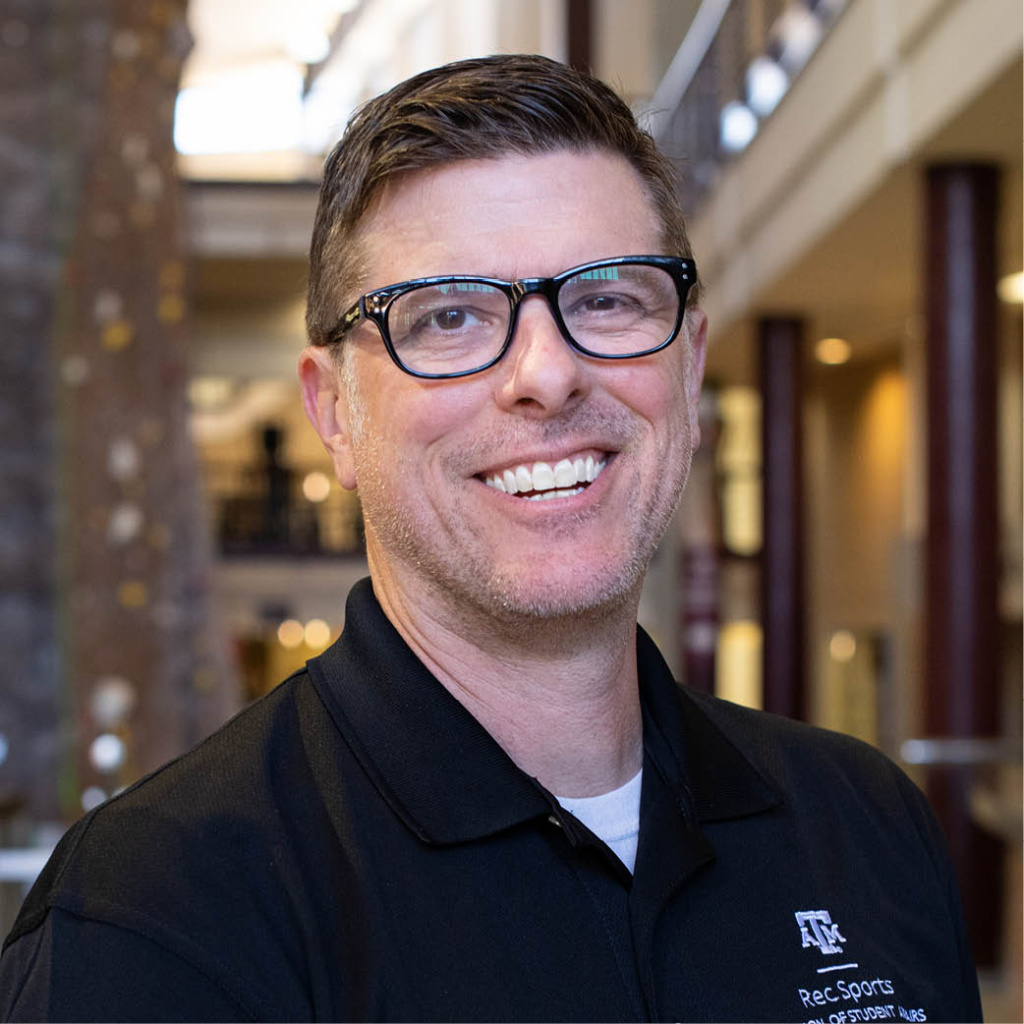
left=997, top=271, right=1023, bottom=305
left=720, top=101, right=758, bottom=153
left=774, top=3, right=823, bottom=72
left=746, top=56, right=788, bottom=117
left=815, top=337, right=851, bottom=365
left=302, top=471, right=332, bottom=503
left=286, top=26, right=331, bottom=65
left=277, top=619, right=305, bottom=649
left=174, top=64, right=304, bottom=155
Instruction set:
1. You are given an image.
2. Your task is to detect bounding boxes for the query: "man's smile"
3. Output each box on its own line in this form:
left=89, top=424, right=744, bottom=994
left=477, top=450, right=610, bottom=500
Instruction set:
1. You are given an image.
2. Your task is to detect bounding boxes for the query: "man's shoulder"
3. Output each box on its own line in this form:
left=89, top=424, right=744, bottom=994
left=6, top=670, right=321, bottom=948
left=2, top=670, right=345, bottom=1017
left=83, top=667, right=313, bottom=831
left=679, top=687, right=943, bottom=852
left=683, top=686, right=890, bottom=769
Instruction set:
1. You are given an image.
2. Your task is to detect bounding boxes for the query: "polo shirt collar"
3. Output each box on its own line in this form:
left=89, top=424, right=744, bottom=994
left=307, top=578, right=550, bottom=844
left=307, top=578, right=780, bottom=845
left=636, top=627, right=781, bottom=823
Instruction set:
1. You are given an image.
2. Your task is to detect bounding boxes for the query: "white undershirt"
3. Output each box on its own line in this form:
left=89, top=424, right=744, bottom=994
left=555, top=768, right=643, bottom=873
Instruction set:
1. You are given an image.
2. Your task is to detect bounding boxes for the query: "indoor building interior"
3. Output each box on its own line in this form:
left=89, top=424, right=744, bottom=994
left=2, top=0, right=1021, bottom=1018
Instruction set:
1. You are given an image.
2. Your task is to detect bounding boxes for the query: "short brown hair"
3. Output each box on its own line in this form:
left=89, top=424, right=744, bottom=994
left=306, top=53, right=697, bottom=348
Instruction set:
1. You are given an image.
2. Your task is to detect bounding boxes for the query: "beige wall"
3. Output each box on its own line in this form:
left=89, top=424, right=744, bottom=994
left=806, top=357, right=910, bottom=746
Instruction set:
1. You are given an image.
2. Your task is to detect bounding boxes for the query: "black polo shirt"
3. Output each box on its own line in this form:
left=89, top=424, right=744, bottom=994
left=1, top=578, right=981, bottom=1022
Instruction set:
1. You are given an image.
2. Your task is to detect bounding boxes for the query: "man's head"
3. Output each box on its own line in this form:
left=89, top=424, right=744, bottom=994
left=306, top=53, right=698, bottom=351
left=300, top=55, right=706, bottom=634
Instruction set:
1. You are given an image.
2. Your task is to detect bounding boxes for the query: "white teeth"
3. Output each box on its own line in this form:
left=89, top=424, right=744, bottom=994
left=531, top=462, right=555, bottom=490
left=484, top=454, right=608, bottom=496
left=553, top=459, right=575, bottom=487
left=526, top=486, right=585, bottom=501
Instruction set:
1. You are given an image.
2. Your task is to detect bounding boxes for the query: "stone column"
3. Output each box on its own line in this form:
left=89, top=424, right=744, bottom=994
left=0, top=0, right=63, bottom=826
left=1, top=0, right=238, bottom=829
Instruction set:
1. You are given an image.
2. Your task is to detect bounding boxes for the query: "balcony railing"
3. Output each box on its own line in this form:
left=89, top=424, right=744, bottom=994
left=646, top=0, right=848, bottom=216
left=201, top=459, right=364, bottom=558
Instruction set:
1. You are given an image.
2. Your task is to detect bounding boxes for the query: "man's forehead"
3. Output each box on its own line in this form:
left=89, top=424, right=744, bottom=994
left=351, top=150, right=664, bottom=285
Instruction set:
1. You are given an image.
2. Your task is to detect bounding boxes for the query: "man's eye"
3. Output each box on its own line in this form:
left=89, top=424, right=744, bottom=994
left=569, top=292, right=644, bottom=317
left=431, top=308, right=469, bottom=330
left=402, top=305, right=490, bottom=341
left=581, top=294, right=626, bottom=312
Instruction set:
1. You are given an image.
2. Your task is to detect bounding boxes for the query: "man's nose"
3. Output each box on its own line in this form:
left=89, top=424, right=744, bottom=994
left=493, top=295, right=591, bottom=417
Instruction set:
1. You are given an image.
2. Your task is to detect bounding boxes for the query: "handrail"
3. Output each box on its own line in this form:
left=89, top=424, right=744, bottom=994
left=899, top=737, right=1021, bottom=767
left=644, top=0, right=733, bottom=141
left=0, top=847, right=54, bottom=884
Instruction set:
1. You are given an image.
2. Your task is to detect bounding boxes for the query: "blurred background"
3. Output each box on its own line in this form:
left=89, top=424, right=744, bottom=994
left=1, top=0, right=1020, bottom=1015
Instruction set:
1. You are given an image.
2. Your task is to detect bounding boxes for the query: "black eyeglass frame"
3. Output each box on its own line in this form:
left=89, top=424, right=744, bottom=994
left=329, top=255, right=697, bottom=380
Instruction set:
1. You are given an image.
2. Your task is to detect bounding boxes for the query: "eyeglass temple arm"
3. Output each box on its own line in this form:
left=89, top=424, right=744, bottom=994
left=327, top=301, right=364, bottom=344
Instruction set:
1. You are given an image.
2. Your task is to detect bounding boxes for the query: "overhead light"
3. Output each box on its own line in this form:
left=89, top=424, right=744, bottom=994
left=746, top=56, right=788, bottom=117
left=720, top=101, right=758, bottom=153
left=775, top=4, right=823, bottom=71
left=188, top=376, right=235, bottom=411
left=277, top=619, right=305, bottom=649
left=829, top=630, right=857, bottom=663
left=997, top=271, right=1023, bottom=304
left=174, top=63, right=304, bottom=155
left=90, top=677, right=137, bottom=728
left=89, top=733, right=127, bottom=773
left=286, top=26, right=331, bottom=65
left=815, top=337, right=851, bottom=365
left=304, top=619, right=332, bottom=649
left=81, top=787, right=108, bottom=811
left=302, top=471, right=332, bottom=503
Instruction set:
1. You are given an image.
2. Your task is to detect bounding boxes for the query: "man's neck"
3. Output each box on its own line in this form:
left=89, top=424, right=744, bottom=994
left=369, top=568, right=644, bottom=798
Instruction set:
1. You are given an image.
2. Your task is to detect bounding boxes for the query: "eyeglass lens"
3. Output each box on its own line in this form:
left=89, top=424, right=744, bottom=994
left=385, top=263, right=680, bottom=376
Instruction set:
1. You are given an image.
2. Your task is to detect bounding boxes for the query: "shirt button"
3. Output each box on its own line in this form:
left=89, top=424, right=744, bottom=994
left=547, top=814, right=562, bottom=827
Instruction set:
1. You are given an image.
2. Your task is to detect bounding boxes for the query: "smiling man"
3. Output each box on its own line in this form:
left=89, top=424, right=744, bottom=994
left=299, top=144, right=703, bottom=800
left=1, top=55, right=981, bottom=1023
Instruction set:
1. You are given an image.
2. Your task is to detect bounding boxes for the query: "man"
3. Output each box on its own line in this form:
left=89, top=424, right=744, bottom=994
left=1, top=55, right=981, bottom=1022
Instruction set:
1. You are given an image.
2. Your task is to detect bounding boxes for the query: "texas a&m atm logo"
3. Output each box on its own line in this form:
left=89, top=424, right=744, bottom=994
left=795, top=910, right=847, bottom=956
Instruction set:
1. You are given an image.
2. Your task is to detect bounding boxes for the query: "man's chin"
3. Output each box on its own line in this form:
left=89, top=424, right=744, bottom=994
left=368, top=527, right=654, bottom=638
left=480, top=561, right=646, bottom=624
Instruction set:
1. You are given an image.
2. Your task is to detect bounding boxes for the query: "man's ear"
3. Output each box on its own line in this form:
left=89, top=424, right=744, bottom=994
left=684, top=308, right=708, bottom=447
left=298, top=346, right=358, bottom=490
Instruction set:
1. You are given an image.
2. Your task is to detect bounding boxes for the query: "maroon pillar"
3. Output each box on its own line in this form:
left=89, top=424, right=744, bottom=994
left=566, top=0, right=592, bottom=73
left=759, top=317, right=806, bottom=719
left=679, top=393, right=721, bottom=695
left=924, top=163, right=1001, bottom=966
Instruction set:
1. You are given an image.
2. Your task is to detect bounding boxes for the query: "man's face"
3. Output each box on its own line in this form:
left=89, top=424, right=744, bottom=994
left=302, top=149, right=706, bottom=630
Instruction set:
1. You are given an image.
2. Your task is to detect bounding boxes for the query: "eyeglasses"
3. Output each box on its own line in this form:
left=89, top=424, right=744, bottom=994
left=331, top=255, right=697, bottom=379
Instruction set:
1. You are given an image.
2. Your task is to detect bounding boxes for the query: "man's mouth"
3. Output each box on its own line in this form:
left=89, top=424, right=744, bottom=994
left=481, top=453, right=608, bottom=501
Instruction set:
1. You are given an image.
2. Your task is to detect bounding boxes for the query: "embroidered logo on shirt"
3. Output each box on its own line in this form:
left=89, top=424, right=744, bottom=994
left=795, top=909, right=847, bottom=955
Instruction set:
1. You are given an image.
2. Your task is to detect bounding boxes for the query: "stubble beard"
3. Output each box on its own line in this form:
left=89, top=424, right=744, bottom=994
left=348, top=387, right=694, bottom=644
